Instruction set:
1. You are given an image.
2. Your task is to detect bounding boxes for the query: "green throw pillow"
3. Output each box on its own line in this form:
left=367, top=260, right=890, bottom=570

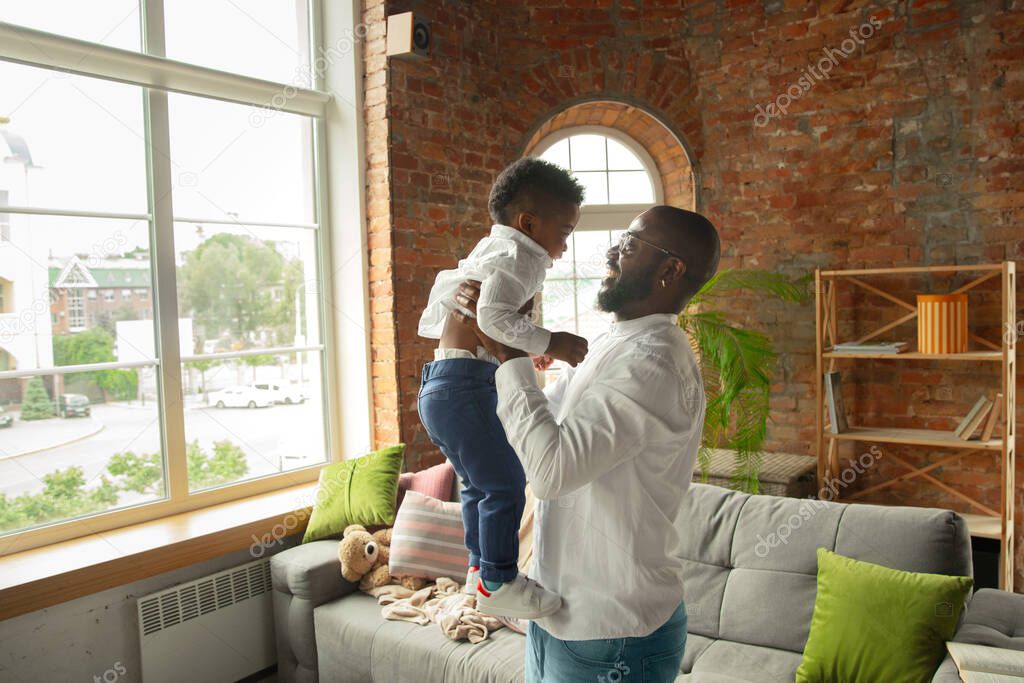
left=796, top=548, right=973, bottom=683
left=301, top=444, right=405, bottom=543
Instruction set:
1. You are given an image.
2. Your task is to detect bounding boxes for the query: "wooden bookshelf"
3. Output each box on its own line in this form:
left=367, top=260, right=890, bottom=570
left=961, top=514, right=1003, bottom=541
left=829, top=426, right=1003, bottom=451
left=815, top=262, right=1016, bottom=591
left=823, top=350, right=1002, bottom=362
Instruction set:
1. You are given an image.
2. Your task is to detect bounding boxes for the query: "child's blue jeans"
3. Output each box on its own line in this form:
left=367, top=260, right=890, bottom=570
left=417, top=358, right=525, bottom=583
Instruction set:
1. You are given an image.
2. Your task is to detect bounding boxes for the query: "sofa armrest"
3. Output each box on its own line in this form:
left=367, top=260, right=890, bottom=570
left=955, top=588, right=1024, bottom=650
left=933, top=588, right=1024, bottom=682
left=271, top=540, right=357, bottom=683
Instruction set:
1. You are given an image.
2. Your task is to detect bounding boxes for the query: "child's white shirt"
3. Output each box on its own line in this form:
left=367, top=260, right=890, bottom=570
left=418, top=224, right=553, bottom=356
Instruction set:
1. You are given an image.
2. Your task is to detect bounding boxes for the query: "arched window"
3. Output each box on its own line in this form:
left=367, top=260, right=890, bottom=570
left=533, top=127, right=661, bottom=347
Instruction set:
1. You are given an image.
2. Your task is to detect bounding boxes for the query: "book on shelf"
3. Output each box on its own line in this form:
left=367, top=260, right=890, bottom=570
left=824, top=371, right=848, bottom=434
left=981, top=394, right=1003, bottom=442
left=831, top=341, right=909, bottom=354
left=945, top=641, right=1024, bottom=683
left=955, top=395, right=992, bottom=440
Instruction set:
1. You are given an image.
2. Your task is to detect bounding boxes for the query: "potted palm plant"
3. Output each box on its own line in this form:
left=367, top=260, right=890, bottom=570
left=678, top=270, right=809, bottom=493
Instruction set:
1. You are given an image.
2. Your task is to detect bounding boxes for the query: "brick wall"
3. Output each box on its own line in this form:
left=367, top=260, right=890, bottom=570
left=362, top=0, right=1023, bottom=586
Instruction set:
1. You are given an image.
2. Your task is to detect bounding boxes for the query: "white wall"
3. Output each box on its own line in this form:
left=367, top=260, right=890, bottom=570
left=0, top=535, right=301, bottom=682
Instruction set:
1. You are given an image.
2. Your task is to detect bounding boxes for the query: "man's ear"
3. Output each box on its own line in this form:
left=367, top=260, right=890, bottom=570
left=663, top=258, right=687, bottom=285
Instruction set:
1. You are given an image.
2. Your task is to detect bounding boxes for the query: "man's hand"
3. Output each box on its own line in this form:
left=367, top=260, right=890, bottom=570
left=452, top=280, right=529, bottom=363
left=545, top=331, right=589, bottom=367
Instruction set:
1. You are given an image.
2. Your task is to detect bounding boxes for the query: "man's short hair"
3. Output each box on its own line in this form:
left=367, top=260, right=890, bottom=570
left=488, top=157, right=585, bottom=225
left=650, top=206, right=721, bottom=302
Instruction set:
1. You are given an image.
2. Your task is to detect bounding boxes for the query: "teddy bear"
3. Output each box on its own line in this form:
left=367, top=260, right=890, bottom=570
left=339, top=524, right=428, bottom=593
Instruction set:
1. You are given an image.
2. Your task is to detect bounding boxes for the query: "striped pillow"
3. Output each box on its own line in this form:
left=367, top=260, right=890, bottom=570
left=389, top=491, right=468, bottom=582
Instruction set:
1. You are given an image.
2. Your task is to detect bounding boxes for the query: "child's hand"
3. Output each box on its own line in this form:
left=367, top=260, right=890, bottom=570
left=545, top=332, right=588, bottom=367
left=532, top=354, right=554, bottom=371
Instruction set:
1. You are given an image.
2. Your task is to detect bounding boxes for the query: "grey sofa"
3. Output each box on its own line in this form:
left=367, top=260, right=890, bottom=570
left=271, top=482, right=1019, bottom=682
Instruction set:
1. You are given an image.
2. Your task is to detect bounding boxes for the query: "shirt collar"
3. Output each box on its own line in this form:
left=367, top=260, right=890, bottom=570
left=607, top=312, right=679, bottom=337
left=491, top=224, right=553, bottom=268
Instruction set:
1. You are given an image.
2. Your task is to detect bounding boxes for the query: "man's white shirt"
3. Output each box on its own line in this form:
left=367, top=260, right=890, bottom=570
left=495, top=312, right=704, bottom=640
left=418, top=224, right=553, bottom=356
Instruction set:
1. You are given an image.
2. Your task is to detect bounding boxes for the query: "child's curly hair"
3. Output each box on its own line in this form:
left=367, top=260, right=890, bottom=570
left=488, top=157, right=585, bottom=225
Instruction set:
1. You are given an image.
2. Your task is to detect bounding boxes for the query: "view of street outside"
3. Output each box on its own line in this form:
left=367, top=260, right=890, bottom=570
left=0, top=1, right=328, bottom=536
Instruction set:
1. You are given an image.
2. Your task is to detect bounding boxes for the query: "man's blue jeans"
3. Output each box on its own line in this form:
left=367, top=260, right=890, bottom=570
left=417, top=358, right=525, bottom=583
left=525, top=602, right=688, bottom=683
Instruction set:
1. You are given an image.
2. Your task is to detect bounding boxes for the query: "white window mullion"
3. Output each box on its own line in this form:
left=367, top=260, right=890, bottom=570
left=0, top=21, right=329, bottom=117
left=142, top=0, right=187, bottom=502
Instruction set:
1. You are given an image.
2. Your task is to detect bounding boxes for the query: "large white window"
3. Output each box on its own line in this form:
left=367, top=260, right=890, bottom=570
left=0, top=2, right=339, bottom=549
left=535, top=128, right=661, bottom=370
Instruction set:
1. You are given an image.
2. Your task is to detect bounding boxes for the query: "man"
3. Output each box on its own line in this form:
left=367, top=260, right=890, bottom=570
left=450, top=205, right=721, bottom=682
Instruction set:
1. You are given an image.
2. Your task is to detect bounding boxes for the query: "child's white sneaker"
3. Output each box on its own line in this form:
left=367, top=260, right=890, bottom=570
left=475, top=573, right=561, bottom=619
left=464, top=567, right=479, bottom=595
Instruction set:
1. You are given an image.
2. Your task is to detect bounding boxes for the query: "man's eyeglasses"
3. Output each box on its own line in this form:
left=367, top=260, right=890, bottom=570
left=617, top=231, right=685, bottom=261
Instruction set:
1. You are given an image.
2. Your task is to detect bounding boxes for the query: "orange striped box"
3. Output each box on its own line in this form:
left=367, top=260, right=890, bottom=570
left=917, top=294, right=968, bottom=354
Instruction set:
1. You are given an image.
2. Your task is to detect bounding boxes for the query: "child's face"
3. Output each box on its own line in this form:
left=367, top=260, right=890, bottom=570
left=516, top=201, right=580, bottom=260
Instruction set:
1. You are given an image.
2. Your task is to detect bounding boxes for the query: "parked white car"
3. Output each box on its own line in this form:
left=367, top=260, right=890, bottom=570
left=209, top=386, right=274, bottom=409
left=250, top=383, right=309, bottom=405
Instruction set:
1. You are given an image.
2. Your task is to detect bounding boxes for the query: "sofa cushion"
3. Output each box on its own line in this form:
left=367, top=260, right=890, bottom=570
left=687, top=639, right=803, bottom=682
left=730, top=496, right=844, bottom=574
left=718, top=567, right=817, bottom=652
left=389, top=490, right=468, bottom=582
left=302, top=444, right=405, bottom=543
left=795, top=548, right=972, bottom=683
left=314, top=592, right=524, bottom=683
left=397, top=462, right=457, bottom=508
left=680, top=560, right=729, bottom=639
left=680, top=633, right=715, bottom=672
left=833, top=502, right=973, bottom=578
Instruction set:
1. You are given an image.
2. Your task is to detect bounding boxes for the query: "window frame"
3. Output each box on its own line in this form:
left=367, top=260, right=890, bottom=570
left=531, top=125, right=664, bottom=231
left=533, top=126, right=662, bottom=378
left=0, top=0, right=364, bottom=556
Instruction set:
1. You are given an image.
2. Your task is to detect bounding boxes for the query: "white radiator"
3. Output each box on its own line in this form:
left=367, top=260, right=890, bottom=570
left=137, top=557, right=276, bottom=683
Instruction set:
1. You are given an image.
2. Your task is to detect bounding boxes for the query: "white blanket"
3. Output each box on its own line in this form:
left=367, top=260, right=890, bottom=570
left=368, top=577, right=505, bottom=644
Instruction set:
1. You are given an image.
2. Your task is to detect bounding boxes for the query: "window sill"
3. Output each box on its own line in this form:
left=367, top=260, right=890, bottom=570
left=0, top=481, right=317, bottom=621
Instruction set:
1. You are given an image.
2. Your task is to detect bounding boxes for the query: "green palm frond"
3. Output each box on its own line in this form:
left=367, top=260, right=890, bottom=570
left=691, top=270, right=810, bottom=307
left=681, top=269, right=808, bottom=493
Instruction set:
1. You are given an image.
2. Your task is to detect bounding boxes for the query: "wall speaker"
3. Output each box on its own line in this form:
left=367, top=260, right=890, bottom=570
left=386, top=12, right=430, bottom=60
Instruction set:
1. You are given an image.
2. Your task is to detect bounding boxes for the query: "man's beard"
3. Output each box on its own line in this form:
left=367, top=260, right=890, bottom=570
left=596, top=268, right=657, bottom=312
